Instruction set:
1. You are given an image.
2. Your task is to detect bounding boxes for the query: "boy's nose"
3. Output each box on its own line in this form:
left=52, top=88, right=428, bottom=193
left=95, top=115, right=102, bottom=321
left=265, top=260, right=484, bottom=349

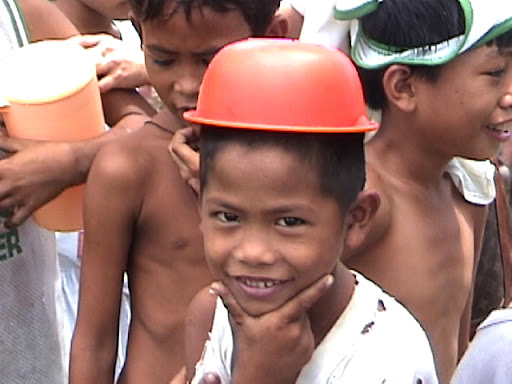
left=500, top=91, right=512, bottom=109
left=233, top=236, right=277, bottom=266
left=172, top=76, right=200, bottom=98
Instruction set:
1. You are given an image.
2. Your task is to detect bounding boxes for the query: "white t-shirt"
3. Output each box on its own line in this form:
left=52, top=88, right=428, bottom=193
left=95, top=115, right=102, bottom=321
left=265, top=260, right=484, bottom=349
left=451, top=308, right=512, bottom=384
left=192, top=272, right=439, bottom=384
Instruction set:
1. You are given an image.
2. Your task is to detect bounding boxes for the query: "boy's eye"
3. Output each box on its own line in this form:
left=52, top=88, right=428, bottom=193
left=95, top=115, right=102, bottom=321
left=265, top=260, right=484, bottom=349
left=486, top=68, right=506, bottom=78
left=216, top=211, right=239, bottom=223
left=201, top=55, right=215, bottom=66
left=152, top=58, right=175, bottom=67
left=276, top=217, right=305, bottom=227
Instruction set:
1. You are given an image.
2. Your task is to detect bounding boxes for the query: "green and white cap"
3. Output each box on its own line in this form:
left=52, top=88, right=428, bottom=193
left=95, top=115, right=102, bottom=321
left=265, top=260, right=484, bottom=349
left=334, top=0, right=512, bottom=68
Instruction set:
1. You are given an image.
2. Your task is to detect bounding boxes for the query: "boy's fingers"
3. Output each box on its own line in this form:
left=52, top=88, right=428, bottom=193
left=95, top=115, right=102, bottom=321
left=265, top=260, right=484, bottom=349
left=199, top=372, right=222, bottom=384
left=169, top=128, right=200, bottom=177
left=211, top=281, right=246, bottom=325
left=98, top=75, right=116, bottom=93
left=4, top=205, right=30, bottom=229
left=281, top=275, right=334, bottom=323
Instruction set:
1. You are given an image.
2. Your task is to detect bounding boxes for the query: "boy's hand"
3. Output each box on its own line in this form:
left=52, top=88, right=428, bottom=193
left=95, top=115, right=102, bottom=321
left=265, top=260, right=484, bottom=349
left=210, top=275, right=334, bottom=384
left=70, top=34, right=149, bottom=93
left=169, top=126, right=200, bottom=195
left=0, top=137, right=79, bottom=227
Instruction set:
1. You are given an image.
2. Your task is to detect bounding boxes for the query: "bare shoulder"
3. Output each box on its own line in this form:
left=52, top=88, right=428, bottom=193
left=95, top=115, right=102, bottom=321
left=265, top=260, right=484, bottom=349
left=185, top=287, right=217, bottom=381
left=89, top=134, right=152, bottom=193
left=17, top=0, right=78, bottom=40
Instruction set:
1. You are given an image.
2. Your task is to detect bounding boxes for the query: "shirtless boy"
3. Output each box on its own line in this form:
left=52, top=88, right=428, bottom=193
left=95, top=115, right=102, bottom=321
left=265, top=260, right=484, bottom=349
left=69, top=1, right=286, bottom=383
left=333, top=0, right=512, bottom=382
left=185, top=38, right=437, bottom=384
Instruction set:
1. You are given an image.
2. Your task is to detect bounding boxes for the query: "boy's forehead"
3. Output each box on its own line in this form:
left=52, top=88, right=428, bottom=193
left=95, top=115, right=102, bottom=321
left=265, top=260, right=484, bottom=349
left=146, top=3, right=250, bottom=29
left=141, top=5, right=252, bottom=51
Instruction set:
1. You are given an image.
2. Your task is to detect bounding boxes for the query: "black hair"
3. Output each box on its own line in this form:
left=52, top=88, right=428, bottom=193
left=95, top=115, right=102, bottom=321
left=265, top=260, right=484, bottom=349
left=200, top=126, right=366, bottom=212
left=129, top=0, right=280, bottom=35
left=357, top=0, right=512, bottom=109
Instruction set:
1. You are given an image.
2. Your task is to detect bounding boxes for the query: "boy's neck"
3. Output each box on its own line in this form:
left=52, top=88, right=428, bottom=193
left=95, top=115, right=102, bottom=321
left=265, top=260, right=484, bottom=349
left=147, top=108, right=186, bottom=135
left=308, top=264, right=355, bottom=347
left=367, top=113, right=454, bottom=187
left=54, top=0, right=118, bottom=37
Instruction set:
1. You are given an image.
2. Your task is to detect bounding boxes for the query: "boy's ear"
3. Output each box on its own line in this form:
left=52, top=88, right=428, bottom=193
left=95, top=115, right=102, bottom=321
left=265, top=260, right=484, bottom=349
left=264, top=11, right=290, bottom=38
left=343, top=190, right=380, bottom=253
left=382, top=64, right=417, bottom=113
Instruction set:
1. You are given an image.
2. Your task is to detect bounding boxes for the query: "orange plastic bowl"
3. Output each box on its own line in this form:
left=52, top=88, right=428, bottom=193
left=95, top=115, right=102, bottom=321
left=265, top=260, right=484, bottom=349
left=184, top=38, right=378, bottom=133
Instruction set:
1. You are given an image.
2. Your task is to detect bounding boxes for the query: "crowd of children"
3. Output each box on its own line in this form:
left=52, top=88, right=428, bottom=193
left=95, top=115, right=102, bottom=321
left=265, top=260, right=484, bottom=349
left=1, top=0, right=512, bottom=383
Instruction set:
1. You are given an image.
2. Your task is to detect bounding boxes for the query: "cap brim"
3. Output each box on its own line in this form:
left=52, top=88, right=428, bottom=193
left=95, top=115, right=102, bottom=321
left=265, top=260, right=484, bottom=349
left=183, top=110, right=379, bottom=133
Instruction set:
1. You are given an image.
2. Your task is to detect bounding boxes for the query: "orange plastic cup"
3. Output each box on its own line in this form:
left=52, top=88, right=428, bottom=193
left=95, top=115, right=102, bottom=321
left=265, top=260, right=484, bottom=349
left=0, top=40, right=106, bottom=231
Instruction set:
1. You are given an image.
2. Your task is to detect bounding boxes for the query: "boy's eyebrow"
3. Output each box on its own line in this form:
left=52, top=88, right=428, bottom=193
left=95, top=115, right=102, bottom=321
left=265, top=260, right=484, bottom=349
left=203, top=198, right=240, bottom=212
left=205, top=198, right=314, bottom=215
left=144, top=44, right=223, bottom=57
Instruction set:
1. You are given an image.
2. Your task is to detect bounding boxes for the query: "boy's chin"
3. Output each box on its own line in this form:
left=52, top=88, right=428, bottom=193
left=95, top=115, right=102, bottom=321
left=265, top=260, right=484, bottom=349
left=234, top=299, right=285, bottom=318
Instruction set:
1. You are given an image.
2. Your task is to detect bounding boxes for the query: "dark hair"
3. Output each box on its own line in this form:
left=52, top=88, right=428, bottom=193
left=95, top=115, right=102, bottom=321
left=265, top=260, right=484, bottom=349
left=200, top=126, right=366, bottom=211
left=130, top=0, right=280, bottom=35
left=356, top=0, right=512, bottom=110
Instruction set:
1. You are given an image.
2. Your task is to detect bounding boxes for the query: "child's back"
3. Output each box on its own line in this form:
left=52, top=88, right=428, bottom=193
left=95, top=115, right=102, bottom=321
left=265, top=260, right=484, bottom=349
left=334, top=1, right=512, bottom=382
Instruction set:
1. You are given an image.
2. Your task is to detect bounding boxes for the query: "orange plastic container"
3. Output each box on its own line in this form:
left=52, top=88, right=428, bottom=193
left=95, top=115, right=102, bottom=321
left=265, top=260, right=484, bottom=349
left=185, top=38, right=378, bottom=133
left=0, top=40, right=106, bottom=231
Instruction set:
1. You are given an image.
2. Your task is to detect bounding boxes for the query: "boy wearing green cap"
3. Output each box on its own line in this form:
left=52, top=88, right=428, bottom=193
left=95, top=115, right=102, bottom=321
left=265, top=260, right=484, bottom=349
left=184, top=38, right=438, bottom=384
left=331, top=0, right=512, bottom=382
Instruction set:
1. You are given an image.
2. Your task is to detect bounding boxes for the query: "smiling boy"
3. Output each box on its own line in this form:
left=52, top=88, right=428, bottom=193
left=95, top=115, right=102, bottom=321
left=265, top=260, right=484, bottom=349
left=332, top=1, right=512, bottom=382
left=184, top=38, right=438, bottom=384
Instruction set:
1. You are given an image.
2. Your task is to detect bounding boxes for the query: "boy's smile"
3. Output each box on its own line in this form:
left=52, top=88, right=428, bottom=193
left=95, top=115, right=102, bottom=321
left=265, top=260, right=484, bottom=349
left=201, top=143, right=348, bottom=316
left=411, top=45, right=512, bottom=160
left=141, top=6, right=252, bottom=126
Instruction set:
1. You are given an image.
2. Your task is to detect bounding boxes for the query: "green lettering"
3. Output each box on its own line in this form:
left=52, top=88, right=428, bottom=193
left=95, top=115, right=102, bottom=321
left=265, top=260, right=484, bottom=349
left=0, top=232, right=7, bottom=261
left=7, top=229, right=21, bottom=259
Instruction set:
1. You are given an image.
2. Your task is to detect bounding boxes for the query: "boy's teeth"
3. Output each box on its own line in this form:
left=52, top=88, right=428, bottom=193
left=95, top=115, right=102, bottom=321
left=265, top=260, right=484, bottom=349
left=490, top=123, right=511, bottom=133
left=242, top=279, right=280, bottom=288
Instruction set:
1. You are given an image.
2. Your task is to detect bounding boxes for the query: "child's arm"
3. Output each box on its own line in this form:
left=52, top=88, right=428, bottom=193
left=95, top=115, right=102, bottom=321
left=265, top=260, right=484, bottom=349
left=101, top=88, right=156, bottom=129
left=185, top=287, right=218, bottom=383
left=0, top=122, right=137, bottom=228
left=70, top=143, right=140, bottom=383
left=18, top=0, right=78, bottom=41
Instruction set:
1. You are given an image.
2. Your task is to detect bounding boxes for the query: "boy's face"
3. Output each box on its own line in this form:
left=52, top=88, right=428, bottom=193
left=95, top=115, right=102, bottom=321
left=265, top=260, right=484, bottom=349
left=141, top=7, right=252, bottom=125
left=201, top=143, right=347, bottom=316
left=412, top=44, right=512, bottom=160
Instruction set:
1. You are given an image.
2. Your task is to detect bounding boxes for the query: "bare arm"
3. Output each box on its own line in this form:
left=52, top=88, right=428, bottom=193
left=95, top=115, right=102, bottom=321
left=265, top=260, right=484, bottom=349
left=0, top=121, right=139, bottom=228
left=101, top=88, right=155, bottom=129
left=18, top=0, right=78, bottom=40
left=70, top=144, right=141, bottom=383
left=185, top=288, right=218, bottom=382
